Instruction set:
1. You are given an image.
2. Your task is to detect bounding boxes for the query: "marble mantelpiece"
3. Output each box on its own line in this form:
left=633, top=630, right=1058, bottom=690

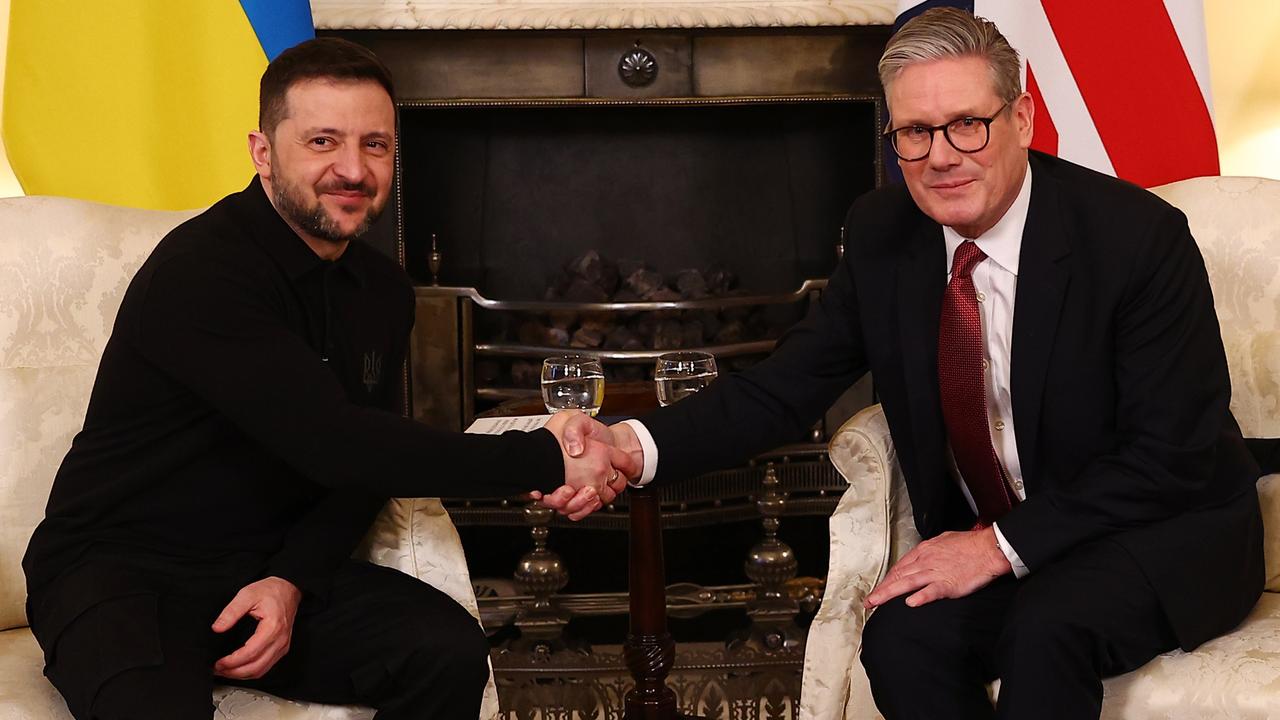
left=312, top=0, right=896, bottom=31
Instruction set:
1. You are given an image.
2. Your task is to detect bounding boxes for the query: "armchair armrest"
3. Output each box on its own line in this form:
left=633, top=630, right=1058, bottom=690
left=357, top=498, right=500, bottom=720
left=800, top=404, right=920, bottom=720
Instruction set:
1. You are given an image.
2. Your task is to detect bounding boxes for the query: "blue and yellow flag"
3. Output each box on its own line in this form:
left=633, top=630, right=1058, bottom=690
left=2, top=1, right=314, bottom=210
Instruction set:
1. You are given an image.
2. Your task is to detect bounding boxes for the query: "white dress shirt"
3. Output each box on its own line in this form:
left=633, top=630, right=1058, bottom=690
left=626, top=162, right=1035, bottom=577
left=943, top=164, right=1032, bottom=578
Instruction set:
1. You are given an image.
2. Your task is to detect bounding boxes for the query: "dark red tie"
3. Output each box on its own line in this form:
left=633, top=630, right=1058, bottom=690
left=938, top=241, right=1016, bottom=526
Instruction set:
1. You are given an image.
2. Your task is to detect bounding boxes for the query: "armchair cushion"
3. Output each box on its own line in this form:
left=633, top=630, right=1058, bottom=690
left=1226, top=330, right=1280, bottom=446
left=0, top=197, right=199, bottom=631
left=0, top=630, right=67, bottom=718
left=1261, top=474, right=1280, bottom=593
left=799, top=405, right=919, bottom=720
left=1148, top=176, right=1280, bottom=439
left=359, top=498, right=486, bottom=622
left=1098, top=590, right=1280, bottom=719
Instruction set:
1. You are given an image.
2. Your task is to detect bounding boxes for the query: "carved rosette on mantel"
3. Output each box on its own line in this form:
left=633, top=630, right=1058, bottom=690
left=312, top=0, right=895, bottom=31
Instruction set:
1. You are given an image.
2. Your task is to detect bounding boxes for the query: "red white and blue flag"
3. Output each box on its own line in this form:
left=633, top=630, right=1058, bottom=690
left=892, top=0, right=1218, bottom=188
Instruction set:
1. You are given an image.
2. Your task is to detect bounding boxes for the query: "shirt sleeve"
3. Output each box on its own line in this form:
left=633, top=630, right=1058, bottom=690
left=620, top=419, right=658, bottom=486
left=131, top=250, right=564, bottom=499
left=265, top=491, right=388, bottom=599
left=992, top=522, right=1030, bottom=578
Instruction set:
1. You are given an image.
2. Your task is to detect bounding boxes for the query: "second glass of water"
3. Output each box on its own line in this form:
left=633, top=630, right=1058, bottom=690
left=541, top=355, right=605, bottom=416
left=654, top=351, right=718, bottom=407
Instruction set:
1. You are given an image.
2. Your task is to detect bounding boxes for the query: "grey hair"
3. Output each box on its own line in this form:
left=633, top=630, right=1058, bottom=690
left=879, top=7, right=1023, bottom=104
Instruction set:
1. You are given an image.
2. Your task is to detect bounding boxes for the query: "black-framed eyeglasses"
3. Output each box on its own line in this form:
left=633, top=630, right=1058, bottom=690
left=883, top=100, right=1012, bottom=162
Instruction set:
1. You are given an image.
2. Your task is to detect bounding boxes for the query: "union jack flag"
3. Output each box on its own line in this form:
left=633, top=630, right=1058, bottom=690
left=892, top=1, right=1218, bottom=188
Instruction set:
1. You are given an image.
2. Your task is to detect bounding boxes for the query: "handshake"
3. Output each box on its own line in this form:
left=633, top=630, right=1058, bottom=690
left=535, top=411, right=645, bottom=520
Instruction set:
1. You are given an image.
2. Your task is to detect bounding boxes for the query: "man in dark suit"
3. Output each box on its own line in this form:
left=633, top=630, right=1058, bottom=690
left=550, top=8, right=1263, bottom=719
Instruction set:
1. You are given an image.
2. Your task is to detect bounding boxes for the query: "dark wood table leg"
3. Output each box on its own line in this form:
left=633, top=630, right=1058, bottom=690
left=624, top=484, right=679, bottom=720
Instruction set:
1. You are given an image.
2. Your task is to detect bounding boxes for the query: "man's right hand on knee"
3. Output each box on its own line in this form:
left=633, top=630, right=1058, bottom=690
left=212, top=576, right=302, bottom=680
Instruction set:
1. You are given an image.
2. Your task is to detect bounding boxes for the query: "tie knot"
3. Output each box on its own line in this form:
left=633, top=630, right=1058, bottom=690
left=951, top=241, right=986, bottom=280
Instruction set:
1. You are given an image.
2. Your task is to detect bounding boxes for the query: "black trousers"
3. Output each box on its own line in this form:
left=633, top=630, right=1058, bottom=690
left=35, top=559, right=490, bottom=720
left=860, top=537, right=1179, bottom=720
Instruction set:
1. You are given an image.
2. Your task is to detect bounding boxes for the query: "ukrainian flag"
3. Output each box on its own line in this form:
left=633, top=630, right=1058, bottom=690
left=2, top=1, right=314, bottom=210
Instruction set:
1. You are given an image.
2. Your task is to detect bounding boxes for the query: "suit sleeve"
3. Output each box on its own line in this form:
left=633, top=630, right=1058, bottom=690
left=997, top=207, right=1247, bottom=569
left=641, top=218, right=871, bottom=482
left=132, top=251, right=564, bottom=499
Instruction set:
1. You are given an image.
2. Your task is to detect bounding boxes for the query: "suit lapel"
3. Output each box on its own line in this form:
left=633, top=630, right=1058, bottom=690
left=1011, top=161, right=1072, bottom=488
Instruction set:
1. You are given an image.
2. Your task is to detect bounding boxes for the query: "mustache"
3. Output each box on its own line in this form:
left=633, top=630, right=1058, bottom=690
left=317, top=180, right=375, bottom=197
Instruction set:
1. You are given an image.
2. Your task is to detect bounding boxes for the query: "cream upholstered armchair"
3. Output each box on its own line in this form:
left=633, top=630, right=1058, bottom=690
left=0, top=196, right=499, bottom=719
left=799, top=175, right=1280, bottom=720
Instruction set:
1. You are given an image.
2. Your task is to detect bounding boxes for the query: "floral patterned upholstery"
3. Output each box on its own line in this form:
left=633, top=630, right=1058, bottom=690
left=799, top=176, right=1280, bottom=720
left=0, top=195, right=498, bottom=719
left=1151, top=176, right=1280, bottom=440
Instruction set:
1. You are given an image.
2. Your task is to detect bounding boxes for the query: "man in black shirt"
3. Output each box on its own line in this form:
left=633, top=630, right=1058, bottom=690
left=23, top=38, right=631, bottom=720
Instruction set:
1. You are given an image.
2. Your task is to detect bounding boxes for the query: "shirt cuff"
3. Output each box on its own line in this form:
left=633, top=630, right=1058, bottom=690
left=993, top=522, right=1030, bottom=579
left=619, top=419, right=658, bottom=487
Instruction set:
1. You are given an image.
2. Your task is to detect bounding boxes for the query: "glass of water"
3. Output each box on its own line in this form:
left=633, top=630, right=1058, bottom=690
left=654, top=351, right=718, bottom=407
left=541, top=355, right=606, bottom=416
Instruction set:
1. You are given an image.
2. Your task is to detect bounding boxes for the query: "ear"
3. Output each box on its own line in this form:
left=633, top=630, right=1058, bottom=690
left=1013, top=92, right=1035, bottom=150
left=247, top=131, right=272, bottom=179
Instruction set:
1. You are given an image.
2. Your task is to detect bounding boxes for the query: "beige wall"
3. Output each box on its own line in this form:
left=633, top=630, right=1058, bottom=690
left=0, top=1, right=1276, bottom=196
left=1206, top=0, right=1280, bottom=180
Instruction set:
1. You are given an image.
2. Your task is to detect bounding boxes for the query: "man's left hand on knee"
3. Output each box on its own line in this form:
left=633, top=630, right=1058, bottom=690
left=212, top=576, right=302, bottom=680
left=865, top=526, right=1012, bottom=609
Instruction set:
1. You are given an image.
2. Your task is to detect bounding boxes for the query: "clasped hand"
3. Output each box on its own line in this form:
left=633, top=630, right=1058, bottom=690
left=537, top=411, right=643, bottom=520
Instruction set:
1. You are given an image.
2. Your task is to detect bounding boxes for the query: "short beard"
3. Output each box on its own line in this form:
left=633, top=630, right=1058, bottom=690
left=271, top=170, right=383, bottom=245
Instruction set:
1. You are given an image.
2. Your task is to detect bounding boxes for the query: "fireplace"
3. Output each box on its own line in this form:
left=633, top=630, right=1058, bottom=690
left=319, top=3, right=894, bottom=717
left=320, top=19, right=892, bottom=428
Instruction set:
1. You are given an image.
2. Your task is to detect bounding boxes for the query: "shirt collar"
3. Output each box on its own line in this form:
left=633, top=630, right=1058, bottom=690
left=239, top=176, right=368, bottom=288
left=943, top=161, right=1032, bottom=277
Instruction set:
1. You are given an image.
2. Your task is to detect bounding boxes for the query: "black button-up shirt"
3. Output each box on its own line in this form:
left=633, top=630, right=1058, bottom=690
left=24, top=177, right=561, bottom=605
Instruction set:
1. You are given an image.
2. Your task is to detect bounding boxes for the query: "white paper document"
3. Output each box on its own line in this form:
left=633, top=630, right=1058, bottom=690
left=464, top=415, right=553, bottom=435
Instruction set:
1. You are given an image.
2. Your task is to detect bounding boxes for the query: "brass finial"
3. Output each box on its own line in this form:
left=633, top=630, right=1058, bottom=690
left=428, top=233, right=442, bottom=286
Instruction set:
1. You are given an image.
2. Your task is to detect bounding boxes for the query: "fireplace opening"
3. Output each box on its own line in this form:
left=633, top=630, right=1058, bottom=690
left=398, top=98, right=881, bottom=297
left=394, top=96, right=883, bottom=418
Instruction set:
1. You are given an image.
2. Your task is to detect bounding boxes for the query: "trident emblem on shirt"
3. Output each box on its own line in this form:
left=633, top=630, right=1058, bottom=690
left=362, top=351, right=383, bottom=393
